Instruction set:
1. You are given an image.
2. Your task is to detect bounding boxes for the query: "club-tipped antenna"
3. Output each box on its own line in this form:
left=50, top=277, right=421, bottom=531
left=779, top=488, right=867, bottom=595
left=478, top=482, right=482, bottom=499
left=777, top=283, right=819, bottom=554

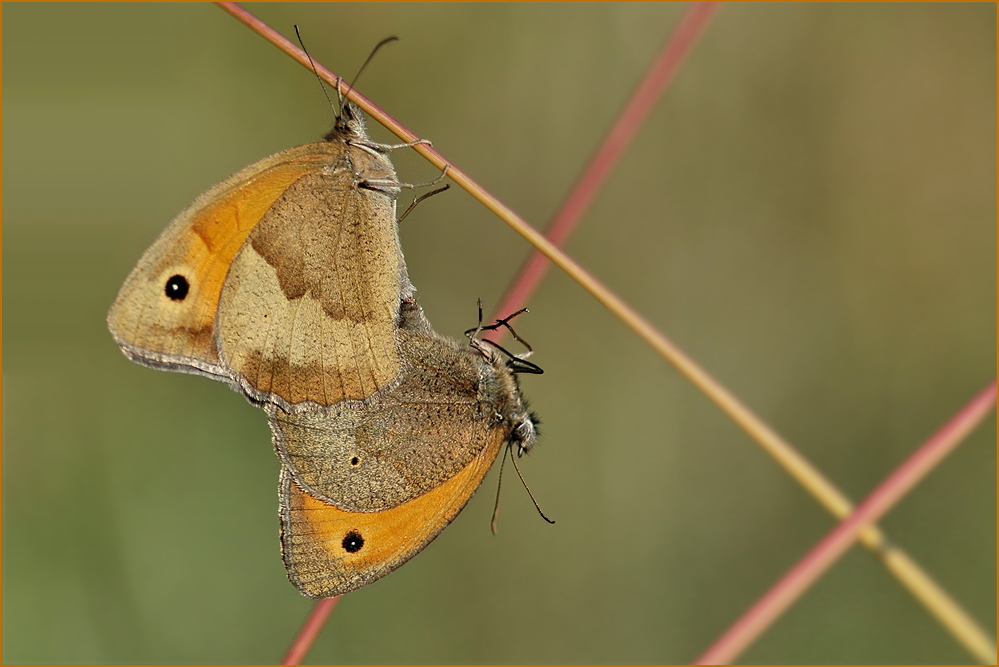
left=293, top=28, right=399, bottom=122
left=340, top=36, right=399, bottom=115
left=490, top=442, right=555, bottom=534
left=294, top=25, right=337, bottom=120
left=509, top=445, right=555, bottom=525
left=490, top=445, right=509, bottom=535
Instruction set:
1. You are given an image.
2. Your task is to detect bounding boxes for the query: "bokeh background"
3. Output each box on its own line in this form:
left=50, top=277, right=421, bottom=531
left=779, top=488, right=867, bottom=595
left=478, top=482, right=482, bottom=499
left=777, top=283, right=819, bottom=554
left=4, top=3, right=995, bottom=663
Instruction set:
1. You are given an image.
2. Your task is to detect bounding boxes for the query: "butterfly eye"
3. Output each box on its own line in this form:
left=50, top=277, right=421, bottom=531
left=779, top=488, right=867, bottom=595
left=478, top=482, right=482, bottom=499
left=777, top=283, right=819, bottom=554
left=341, top=531, right=364, bottom=553
left=349, top=456, right=361, bottom=466
left=164, top=274, right=190, bottom=301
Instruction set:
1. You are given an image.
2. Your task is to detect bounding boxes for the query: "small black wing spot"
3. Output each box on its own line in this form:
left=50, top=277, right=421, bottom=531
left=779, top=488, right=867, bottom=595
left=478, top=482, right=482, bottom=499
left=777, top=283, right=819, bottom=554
left=342, top=531, right=364, bottom=553
left=165, top=275, right=190, bottom=301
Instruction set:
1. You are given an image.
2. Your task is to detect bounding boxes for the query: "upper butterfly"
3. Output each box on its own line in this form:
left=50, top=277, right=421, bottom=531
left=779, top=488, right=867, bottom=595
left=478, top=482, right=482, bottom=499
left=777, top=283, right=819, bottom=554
left=107, top=102, right=413, bottom=412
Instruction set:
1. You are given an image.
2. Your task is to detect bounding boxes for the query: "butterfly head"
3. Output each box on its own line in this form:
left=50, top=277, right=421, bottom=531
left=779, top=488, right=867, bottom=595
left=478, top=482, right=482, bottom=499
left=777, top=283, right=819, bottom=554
left=324, top=101, right=369, bottom=143
left=511, top=412, right=540, bottom=457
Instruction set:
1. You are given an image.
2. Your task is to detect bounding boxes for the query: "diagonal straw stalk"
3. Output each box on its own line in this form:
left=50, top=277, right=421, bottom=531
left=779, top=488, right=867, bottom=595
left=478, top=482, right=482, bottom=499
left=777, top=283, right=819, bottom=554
left=475, top=7, right=997, bottom=659
left=217, top=3, right=995, bottom=663
left=695, top=382, right=997, bottom=665
left=488, top=2, right=721, bottom=328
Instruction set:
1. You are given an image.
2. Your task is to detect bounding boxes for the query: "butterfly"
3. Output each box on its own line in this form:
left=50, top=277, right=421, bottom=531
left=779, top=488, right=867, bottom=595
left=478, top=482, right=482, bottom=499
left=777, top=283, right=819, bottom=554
left=108, top=98, right=542, bottom=597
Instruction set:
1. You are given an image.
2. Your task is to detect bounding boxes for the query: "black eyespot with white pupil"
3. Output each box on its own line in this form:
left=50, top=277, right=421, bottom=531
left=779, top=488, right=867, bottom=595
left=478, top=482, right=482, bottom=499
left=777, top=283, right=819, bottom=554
left=165, top=275, right=190, bottom=301
left=342, top=531, right=364, bottom=553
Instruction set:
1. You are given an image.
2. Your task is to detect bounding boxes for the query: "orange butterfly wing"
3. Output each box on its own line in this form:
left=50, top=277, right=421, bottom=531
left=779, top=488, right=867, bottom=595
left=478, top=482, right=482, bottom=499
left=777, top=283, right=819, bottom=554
left=278, top=429, right=506, bottom=598
left=107, top=146, right=342, bottom=381
left=108, top=138, right=408, bottom=410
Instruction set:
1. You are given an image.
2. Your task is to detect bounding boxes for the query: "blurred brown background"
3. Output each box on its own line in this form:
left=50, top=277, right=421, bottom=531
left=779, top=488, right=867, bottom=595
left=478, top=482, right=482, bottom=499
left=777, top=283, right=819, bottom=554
left=4, top=3, right=995, bottom=663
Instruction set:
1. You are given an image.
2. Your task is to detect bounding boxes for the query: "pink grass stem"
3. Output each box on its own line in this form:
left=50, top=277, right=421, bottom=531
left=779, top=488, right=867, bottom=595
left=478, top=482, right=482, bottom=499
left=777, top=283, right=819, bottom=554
left=487, top=2, right=720, bottom=329
left=218, top=2, right=720, bottom=661
left=282, top=596, right=341, bottom=665
left=694, top=381, right=997, bottom=665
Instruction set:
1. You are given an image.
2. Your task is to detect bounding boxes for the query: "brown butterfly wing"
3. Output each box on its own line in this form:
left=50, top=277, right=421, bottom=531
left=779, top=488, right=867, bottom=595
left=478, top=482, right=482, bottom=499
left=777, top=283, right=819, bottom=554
left=278, top=426, right=505, bottom=598
left=267, top=326, right=500, bottom=511
left=109, top=137, right=411, bottom=410
left=271, top=301, right=522, bottom=597
left=215, top=142, right=407, bottom=410
left=107, top=145, right=337, bottom=383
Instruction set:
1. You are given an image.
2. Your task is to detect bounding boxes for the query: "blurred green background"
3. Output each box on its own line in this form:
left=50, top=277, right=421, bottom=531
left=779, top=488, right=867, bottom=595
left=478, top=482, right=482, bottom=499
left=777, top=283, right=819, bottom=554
left=4, top=3, right=995, bottom=664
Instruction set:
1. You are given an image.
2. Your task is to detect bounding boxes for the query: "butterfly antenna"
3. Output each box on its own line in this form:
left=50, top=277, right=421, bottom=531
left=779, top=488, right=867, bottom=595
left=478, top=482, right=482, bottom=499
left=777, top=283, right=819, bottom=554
left=294, top=25, right=338, bottom=121
left=490, top=444, right=510, bottom=535
left=340, top=36, right=399, bottom=116
left=509, top=446, right=555, bottom=525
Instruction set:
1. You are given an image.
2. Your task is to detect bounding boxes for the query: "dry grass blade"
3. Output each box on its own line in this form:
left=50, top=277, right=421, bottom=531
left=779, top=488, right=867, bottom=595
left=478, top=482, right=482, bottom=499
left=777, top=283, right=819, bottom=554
left=282, top=597, right=340, bottom=665
left=696, top=381, right=997, bottom=665
left=216, top=2, right=995, bottom=663
left=488, top=2, right=720, bottom=328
